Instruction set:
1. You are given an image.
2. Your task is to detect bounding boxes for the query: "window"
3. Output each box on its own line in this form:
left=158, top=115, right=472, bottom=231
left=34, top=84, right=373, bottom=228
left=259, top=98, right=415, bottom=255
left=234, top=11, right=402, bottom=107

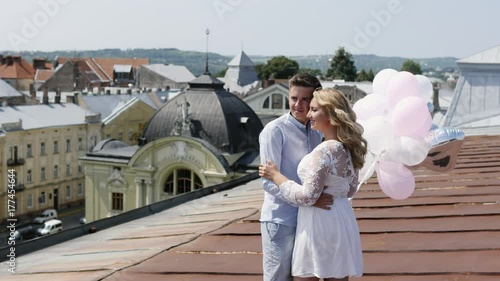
left=77, top=183, right=83, bottom=196
left=53, top=140, right=59, bottom=154
left=78, top=163, right=82, bottom=173
left=66, top=163, right=71, bottom=176
left=10, top=146, right=18, bottom=161
left=164, top=173, right=174, bottom=194
left=78, top=137, right=83, bottom=151
left=54, top=165, right=59, bottom=178
left=117, top=132, right=123, bottom=141
left=263, top=97, right=270, bottom=109
left=163, top=169, right=202, bottom=195
left=112, top=192, right=123, bottom=211
left=27, top=169, right=32, bottom=183
left=27, top=194, right=33, bottom=208
left=27, top=144, right=32, bottom=158
left=66, top=139, right=71, bottom=152
left=177, top=169, right=191, bottom=194
left=40, top=191, right=46, bottom=204
left=66, top=186, right=71, bottom=199
left=41, top=167, right=46, bottom=181
left=41, top=142, right=46, bottom=156
left=271, top=93, right=283, bottom=109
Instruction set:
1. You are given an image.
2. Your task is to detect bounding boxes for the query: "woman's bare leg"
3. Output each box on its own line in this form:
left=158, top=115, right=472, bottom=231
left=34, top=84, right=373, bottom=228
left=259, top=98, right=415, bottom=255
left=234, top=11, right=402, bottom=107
left=294, top=277, right=319, bottom=281
left=324, top=277, right=348, bottom=281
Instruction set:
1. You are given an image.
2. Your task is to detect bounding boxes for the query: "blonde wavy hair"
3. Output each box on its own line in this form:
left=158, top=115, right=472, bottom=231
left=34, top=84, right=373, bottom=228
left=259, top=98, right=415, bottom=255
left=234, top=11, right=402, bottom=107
left=313, top=88, right=368, bottom=170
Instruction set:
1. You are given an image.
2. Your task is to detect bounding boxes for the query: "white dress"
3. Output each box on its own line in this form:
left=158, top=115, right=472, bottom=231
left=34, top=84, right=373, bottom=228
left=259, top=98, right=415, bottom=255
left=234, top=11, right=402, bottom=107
left=279, top=140, right=363, bottom=278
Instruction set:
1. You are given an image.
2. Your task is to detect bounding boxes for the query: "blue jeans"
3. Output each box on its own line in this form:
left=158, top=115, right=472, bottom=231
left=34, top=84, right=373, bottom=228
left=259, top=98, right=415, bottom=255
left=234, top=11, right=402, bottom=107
left=261, top=222, right=296, bottom=281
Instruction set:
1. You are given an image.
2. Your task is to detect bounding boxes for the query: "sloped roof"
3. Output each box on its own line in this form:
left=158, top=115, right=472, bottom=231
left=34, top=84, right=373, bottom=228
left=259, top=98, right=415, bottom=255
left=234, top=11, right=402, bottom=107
left=143, top=74, right=263, bottom=154
left=0, top=55, right=35, bottom=79
left=34, top=69, right=54, bottom=82
left=79, top=93, right=158, bottom=119
left=458, top=45, right=500, bottom=64
left=1, top=134, right=500, bottom=280
left=56, top=57, right=149, bottom=82
left=0, top=103, right=96, bottom=130
left=142, top=64, right=195, bottom=83
left=0, top=79, right=22, bottom=97
left=228, top=50, right=255, bottom=67
left=93, top=57, right=149, bottom=79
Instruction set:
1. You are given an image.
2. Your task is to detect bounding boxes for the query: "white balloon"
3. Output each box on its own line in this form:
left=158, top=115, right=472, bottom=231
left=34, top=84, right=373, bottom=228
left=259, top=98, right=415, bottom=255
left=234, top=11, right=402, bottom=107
left=353, top=94, right=389, bottom=120
left=361, top=116, right=394, bottom=155
left=383, top=136, right=432, bottom=166
left=415, top=74, right=434, bottom=102
left=372, top=68, right=397, bottom=96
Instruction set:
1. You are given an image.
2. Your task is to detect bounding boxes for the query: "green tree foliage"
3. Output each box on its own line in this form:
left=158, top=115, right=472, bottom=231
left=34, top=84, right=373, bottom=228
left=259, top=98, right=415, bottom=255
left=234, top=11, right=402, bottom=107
left=258, top=56, right=299, bottom=80
left=356, top=69, right=368, bottom=82
left=401, top=59, right=422, bottom=75
left=299, top=68, right=323, bottom=79
left=214, top=67, right=228, bottom=77
left=326, top=47, right=357, bottom=81
left=367, top=68, right=375, bottom=81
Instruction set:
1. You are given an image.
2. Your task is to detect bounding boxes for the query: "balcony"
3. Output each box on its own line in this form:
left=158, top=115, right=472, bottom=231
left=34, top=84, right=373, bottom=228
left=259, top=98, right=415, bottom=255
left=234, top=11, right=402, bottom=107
left=7, top=158, right=25, bottom=166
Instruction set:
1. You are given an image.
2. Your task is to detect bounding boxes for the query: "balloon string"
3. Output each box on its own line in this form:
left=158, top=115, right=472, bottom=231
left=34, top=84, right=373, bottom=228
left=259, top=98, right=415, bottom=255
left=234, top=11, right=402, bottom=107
left=357, top=155, right=380, bottom=191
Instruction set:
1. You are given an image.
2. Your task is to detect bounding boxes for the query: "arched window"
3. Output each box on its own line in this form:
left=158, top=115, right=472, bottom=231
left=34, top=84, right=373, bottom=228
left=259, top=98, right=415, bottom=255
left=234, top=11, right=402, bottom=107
left=271, top=93, right=283, bottom=109
left=262, top=96, right=270, bottom=109
left=164, top=173, right=174, bottom=194
left=163, top=169, right=203, bottom=196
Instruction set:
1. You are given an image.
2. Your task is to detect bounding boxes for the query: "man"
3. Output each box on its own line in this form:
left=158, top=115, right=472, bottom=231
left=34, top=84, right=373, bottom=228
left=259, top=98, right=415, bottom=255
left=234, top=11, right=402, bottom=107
left=260, top=73, right=332, bottom=281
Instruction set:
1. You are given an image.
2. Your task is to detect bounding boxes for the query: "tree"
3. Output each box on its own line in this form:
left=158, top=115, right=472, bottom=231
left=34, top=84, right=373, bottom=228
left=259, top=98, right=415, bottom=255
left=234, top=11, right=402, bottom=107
left=367, top=68, right=375, bottom=82
left=298, top=68, right=323, bottom=79
left=258, top=56, right=299, bottom=80
left=355, top=69, right=368, bottom=82
left=401, top=59, right=422, bottom=75
left=326, top=47, right=357, bottom=81
left=214, top=67, right=228, bottom=77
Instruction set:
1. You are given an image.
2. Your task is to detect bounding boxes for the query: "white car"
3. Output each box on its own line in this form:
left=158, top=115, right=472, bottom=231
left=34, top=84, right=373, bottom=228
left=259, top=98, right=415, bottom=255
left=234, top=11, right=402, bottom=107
left=32, top=209, right=58, bottom=224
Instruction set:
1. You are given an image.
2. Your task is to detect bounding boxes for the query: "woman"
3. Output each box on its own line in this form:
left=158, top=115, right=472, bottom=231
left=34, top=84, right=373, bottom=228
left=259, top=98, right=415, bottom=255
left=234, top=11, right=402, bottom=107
left=259, top=88, right=367, bottom=281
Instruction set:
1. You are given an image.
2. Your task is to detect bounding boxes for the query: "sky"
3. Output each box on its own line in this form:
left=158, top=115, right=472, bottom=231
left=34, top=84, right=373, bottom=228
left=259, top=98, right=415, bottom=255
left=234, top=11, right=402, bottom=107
left=0, top=0, right=499, bottom=59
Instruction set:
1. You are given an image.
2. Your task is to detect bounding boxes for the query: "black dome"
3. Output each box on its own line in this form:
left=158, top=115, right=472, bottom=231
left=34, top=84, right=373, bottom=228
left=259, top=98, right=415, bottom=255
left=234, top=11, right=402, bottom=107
left=142, top=74, right=263, bottom=154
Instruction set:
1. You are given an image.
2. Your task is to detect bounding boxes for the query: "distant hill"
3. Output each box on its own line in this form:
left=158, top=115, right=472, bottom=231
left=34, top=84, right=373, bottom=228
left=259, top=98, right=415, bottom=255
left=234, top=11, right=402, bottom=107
left=10, top=48, right=459, bottom=77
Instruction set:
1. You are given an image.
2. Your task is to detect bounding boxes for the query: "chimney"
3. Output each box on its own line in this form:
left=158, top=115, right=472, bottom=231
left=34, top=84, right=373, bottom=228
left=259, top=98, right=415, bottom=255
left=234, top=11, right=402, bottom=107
left=432, top=82, right=441, bottom=115
left=29, top=84, right=36, bottom=100
left=42, top=87, right=49, bottom=105
left=13, top=55, right=21, bottom=63
left=33, top=58, right=47, bottom=70
left=55, top=88, right=61, bottom=104
left=6, top=55, right=14, bottom=65
left=0, top=55, right=4, bottom=65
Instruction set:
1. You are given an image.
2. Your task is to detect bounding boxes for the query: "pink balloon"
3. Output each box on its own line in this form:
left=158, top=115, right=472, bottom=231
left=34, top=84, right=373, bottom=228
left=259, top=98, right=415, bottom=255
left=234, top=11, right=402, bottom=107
left=386, top=71, right=419, bottom=108
left=376, top=161, right=415, bottom=200
left=391, top=96, right=433, bottom=138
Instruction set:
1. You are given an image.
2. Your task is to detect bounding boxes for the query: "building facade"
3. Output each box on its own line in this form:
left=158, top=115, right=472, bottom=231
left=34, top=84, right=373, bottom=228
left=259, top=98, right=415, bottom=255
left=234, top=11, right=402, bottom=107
left=81, top=73, right=263, bottom=222
left=0, top=103, right=101, bottom=222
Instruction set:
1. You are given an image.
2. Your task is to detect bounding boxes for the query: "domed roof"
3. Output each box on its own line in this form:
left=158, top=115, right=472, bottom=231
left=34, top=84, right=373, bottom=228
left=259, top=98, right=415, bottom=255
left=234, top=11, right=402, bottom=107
left=142, top=74, right=263, bottom=154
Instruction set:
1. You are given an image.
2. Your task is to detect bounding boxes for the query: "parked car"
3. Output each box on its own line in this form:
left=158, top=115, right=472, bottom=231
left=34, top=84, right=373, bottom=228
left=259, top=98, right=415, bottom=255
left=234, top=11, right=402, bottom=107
left=37, top=219, right=63, bottom=236
left=13, top=225, right=37, bottom=241
left=32, top=209, right=58, bottom=224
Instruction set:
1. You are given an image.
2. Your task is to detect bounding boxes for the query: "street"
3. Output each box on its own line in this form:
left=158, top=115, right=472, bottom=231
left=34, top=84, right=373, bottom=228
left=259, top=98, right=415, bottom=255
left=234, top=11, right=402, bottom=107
left=0, top=207, right=85, bottom=246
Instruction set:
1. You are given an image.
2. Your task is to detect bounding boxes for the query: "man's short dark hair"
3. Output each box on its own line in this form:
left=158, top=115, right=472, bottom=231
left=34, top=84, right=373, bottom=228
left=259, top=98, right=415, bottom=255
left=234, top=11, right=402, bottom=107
left=289, top=72, right=322, bottom=90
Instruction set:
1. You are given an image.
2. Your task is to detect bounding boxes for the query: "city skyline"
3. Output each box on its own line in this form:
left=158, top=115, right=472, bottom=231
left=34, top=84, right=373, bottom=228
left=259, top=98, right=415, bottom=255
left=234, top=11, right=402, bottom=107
left=0, top=0, right=499, bottom=59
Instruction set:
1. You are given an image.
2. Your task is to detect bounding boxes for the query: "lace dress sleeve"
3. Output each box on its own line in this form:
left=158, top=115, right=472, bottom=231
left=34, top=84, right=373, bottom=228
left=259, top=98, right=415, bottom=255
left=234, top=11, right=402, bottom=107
left=278, top=143, right=337, bottom=206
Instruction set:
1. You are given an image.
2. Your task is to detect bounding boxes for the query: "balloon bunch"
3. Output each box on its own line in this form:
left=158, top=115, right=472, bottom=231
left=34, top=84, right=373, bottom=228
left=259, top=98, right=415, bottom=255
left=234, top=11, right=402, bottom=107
left=353, top=69, right=434, bottom=200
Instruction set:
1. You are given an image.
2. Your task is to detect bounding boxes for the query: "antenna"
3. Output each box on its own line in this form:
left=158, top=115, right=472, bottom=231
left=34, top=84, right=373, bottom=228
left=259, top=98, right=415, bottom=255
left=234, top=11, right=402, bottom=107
left=205, top=28, right=210, bottom=75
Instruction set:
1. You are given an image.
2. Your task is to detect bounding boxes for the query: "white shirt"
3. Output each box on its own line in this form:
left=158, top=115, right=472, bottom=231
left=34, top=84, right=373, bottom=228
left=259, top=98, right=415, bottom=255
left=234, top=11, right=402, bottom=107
left=259, top=112, right=323, bottom=227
